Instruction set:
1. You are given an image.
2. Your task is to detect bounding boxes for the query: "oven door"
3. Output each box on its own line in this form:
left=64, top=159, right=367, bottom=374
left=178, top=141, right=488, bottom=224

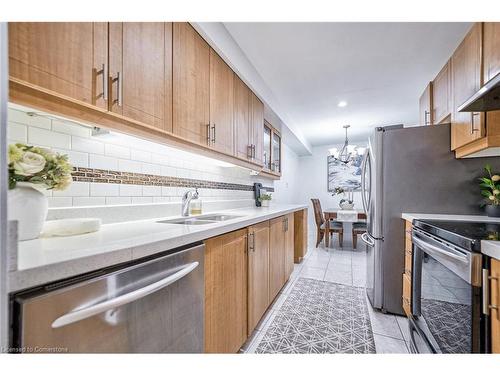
left=411, top=228, right=482, bottom=353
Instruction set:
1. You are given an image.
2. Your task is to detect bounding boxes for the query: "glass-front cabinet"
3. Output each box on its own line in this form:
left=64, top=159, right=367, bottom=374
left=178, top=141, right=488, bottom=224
left=262, top=120, right=281, bottom=177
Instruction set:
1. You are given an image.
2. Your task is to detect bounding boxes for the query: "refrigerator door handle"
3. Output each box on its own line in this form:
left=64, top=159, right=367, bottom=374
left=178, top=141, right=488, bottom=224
left=360, top=150, right=369, bottom=214
left=361, top=232, right=376, bottom=247
left=51, top=261, right=199, bottom=329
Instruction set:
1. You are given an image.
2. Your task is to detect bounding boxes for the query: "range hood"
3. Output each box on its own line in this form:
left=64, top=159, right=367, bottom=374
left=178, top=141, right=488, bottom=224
left=458, top=72, right=500, bottom=112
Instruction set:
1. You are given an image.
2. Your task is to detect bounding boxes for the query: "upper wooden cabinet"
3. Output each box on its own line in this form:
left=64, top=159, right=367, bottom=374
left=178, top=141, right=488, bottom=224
left=250, top=92, right=265, bottom=166
left=204, top=229, right=248, bottom=353
left=483, top=22, right=500, bottom=83
left=109, top=22, right=172, bottom=132
left=209, top=49, right=234, bottom=154
left=418, top=82, right=433, bottom=126
left=247, top=221, right=270, bottom=333
left=9, top=22, right=108, bottom=109
left=432, top=60, right=451, bottom=124
left=450, top=23, right=485, bottom=150
left=173, top=22, right=210, bottom=146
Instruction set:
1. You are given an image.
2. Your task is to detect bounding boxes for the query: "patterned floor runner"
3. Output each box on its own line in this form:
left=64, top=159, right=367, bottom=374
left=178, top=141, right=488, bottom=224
left=254, top=277, right=376, bottom=353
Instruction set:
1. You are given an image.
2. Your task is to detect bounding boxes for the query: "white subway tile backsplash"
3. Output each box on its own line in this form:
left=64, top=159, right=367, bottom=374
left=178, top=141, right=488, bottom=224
left=143, top=186, right=161, bottom=197
left=153, top=197, right=171, bottom=203
left=106, top=197, right=132, bottom=205
left=73, top=197, right=106, bottom=207
left=151, top=153, right=171, bottom=166
left=118, top=159, right=142, bottom=173
left=119, top=185, right=143, bottom=197
left=89, top=154, right=119, bottom=170
left=8, top=122, right=28, bottom=143
left=53, top=181, right=89, bottom=197
left=90, top=183, right=119, bottom=197
left=160, top=166, right=177, bottom=178
left=130, top=149, right=152, bottom=163
left=141, top=163, right=162, bottom=175
left=52, top=120, right=91, bottom=138
left=105, top=144, right=130, bottom=159
left=28, top=127, right=71, bottom=149
left=161, top=186, right=177, bottom=196
left=8, top=109, right=52, bottom=129
left=48, top=197, right=73, bottom=207
left=72, top=136, right=105, bottom=155
left=131, top=197, right=153, bottom=204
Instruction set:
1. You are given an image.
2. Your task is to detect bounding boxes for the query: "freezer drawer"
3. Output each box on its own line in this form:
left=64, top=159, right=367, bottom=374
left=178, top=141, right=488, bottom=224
left=11, top=243, right=204, bottom=353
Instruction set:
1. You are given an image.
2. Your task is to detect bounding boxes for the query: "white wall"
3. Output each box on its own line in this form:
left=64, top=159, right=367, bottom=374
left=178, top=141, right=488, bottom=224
left=295, top=142, right=367, bottom=227
left=272, top=143, right=299, bottom=204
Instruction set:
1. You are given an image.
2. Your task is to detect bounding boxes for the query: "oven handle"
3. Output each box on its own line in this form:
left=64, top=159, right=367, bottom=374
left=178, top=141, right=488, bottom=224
left=51, top=261, right=199, bottom=329
left=411, top=232, right=469, bottom=264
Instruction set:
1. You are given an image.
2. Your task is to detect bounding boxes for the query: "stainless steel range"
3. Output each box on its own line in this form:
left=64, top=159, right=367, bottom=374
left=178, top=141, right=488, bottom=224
left=409, top=219, right=498, bottom=353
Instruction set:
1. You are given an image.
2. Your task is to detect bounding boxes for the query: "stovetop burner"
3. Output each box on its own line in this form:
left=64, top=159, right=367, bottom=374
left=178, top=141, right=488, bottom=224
left=413, top=220, right=500, bottom=252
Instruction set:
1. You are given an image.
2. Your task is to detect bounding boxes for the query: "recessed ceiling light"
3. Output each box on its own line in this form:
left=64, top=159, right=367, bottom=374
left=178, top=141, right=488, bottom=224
left=338, top=101, right=348, bottom=108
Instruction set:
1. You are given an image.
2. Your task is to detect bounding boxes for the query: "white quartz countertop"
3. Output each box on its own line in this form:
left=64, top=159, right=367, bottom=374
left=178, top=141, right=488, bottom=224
left=9, top=204, right=307, bottom=292
left=401, top=212, right=500, bottom=261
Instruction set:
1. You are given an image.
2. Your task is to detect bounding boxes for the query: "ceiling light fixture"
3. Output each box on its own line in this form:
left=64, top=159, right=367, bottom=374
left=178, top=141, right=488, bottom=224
left=329, top=125, right=364, bottom=165
left=337, top=100, right=348, bottom=108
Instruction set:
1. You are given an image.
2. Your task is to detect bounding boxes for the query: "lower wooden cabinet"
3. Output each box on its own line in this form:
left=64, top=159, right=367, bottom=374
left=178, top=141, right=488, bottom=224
left=269, top=216, right=286, bottom=302
left=491, top=258, right=500, bottom=353
left=285, top=213, right=295, bottom=280
left=402, top=220, right=413, bottom=318
left=247, top=221, right=270, bottom=333
left=204, top=229, right=248, bottom=353
left=294, top=209, right=308, bottom=263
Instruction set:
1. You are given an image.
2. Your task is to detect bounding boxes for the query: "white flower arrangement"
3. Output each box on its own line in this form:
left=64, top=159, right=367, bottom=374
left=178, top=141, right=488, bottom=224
left=8, top=143, right=73, bottom=191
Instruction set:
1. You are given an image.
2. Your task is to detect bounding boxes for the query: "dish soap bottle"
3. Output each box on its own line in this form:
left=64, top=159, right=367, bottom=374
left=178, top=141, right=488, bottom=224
left=190, top=189, right=202, bottom=215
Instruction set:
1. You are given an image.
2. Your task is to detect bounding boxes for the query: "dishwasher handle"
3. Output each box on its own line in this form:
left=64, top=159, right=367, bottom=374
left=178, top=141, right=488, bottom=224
left=51, top=261, right=199, bottom=329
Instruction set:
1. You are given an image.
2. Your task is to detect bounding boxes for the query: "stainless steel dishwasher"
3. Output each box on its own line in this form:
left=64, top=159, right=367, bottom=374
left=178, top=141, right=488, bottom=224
left=10, top=243, right=204, bottom=353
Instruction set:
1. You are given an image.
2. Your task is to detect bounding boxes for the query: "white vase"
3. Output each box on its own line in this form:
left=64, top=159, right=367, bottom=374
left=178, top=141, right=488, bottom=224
left=8, top=183, right=48, bottom=241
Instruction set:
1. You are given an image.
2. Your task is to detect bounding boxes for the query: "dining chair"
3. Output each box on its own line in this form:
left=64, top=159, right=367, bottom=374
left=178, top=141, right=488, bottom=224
left=311, top=198, right=343, bottom=248
left=352, top=221, right=367, bottom=249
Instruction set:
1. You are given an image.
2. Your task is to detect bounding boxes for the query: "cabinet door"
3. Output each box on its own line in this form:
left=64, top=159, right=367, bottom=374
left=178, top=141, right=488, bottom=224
left=263, top=123, right=272, bottom=171
left=109, top=23, right=172, bottom=132
left=9, top=22, right=108, bottom=109
left=247, top=221, right=270, bottom=333
left=418, top=82, right=433, bottom=126
left=233, top=75, right=252, bottom=160
left=269, top=216, right=286, bottom=302
left=271, top=130, right=282, bottom=174
left=483, top=22, right=500, bottom=83
left=451, top=23, right=485, bottom=150
left=173, top=23, right=210, bottom=145
left=432, top=60, right=451, bottom=124
left=250, top=92, right=264, bottom=166
left=492, top=258, right=500, bottom=354
left=294, top=209, right=308, bottom=263
left=284, top=213, right=295, bottom=280
left=204, top=229, right=247, bottom=353
left=209, top=49, right=234, bottom=154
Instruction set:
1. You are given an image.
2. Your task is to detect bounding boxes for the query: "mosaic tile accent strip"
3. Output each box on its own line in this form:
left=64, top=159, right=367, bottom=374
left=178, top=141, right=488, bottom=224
left=254, top=278, right=376, bottom=353
left=71, top=167, right=274, bottom=192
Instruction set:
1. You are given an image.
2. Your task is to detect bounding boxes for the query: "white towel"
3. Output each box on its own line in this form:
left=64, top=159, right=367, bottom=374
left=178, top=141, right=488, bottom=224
left=336, top=210, right=358, bottom=223
left=41, top=218, right=101, bottom=237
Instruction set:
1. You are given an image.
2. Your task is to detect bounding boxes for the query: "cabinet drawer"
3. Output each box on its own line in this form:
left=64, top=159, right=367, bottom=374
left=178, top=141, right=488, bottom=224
left=402, top=273, right=412, bottom=317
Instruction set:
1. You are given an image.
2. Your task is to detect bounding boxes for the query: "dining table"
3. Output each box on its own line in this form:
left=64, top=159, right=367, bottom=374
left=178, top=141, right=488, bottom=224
left=324, top=208, right=367, bottom=248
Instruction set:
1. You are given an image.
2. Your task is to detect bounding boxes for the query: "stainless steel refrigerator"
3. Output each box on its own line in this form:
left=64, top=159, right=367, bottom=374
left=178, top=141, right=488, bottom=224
left=360, top=123, right=499, bottom=315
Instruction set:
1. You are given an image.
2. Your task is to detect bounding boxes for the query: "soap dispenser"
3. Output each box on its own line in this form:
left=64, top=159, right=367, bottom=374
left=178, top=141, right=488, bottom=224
left=190, top=188, right=202, bottom=215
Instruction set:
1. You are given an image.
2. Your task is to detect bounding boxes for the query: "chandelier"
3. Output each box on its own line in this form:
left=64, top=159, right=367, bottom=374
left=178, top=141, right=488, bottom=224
left=329, top=125, right=365, bottom=164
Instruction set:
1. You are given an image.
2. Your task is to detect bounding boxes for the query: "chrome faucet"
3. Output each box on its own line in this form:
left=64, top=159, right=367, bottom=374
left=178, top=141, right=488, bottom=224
left=181, top=189, right=199, bottom=217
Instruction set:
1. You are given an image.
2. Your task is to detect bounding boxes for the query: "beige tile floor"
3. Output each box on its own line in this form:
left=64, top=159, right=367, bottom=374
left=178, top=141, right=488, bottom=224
left=241, top=232, right=411, bottom=354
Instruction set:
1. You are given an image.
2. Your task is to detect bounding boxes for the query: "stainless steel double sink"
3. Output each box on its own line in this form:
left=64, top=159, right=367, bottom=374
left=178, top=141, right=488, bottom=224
left=157, top=214, right=243, bottom=226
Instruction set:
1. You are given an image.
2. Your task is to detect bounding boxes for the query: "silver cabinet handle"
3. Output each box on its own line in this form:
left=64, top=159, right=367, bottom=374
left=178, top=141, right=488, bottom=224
left=471, top=112, right=480, bottom=134
left=248, top=232, right=255, bottom=252
left=247, top=145, right=253, bottom=158
left=252, top=144, right=256, bottom=159
left=51, top=261, right=199, bottom=329
left=113, top=72, right=123, bottom=107
left=361, top=232, right=375, bottom=247
left=206, top=124, right=211, bottom=146
left=424, top=110, right=430, bottom=125
left=484, top=268, right=499, bottom=318
left=97, top=63, right=108, bottom=101
left=211, top=124, right=216, bottom=144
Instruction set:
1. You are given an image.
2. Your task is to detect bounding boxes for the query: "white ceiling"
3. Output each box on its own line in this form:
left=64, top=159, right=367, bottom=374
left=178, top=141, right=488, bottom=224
left=224, top=22, right=472, bottom=146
